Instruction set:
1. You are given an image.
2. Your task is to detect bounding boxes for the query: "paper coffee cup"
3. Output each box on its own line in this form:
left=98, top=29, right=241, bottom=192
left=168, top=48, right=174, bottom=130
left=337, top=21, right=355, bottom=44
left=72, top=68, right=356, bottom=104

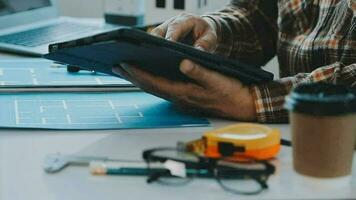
left=285, top=83, right=356, bottom=178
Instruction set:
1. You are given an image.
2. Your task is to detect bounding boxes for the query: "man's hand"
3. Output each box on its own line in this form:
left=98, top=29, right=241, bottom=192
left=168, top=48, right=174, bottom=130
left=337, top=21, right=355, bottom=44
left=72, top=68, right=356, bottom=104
left=112, top=13, right=257, bottom=121
left=151, top=13, right=218, bottom=52
left=113, top=60, right=257, bottom=121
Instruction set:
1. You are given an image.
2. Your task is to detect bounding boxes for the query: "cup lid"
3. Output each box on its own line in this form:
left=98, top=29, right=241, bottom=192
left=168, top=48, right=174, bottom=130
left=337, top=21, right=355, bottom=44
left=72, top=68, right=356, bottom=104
left=285, top=83, right=356, bottom=116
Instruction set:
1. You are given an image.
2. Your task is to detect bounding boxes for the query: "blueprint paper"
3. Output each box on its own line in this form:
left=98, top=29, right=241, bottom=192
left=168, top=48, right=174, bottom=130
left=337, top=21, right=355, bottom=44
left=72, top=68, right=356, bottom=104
left=0, top=92, right=209, bottom=130
left=0, top=59, right=132, bottom=87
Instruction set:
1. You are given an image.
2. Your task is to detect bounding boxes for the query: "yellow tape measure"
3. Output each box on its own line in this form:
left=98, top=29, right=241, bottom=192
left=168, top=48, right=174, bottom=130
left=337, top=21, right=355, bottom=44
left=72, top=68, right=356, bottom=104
left=184, top=123, right=281, bottom=161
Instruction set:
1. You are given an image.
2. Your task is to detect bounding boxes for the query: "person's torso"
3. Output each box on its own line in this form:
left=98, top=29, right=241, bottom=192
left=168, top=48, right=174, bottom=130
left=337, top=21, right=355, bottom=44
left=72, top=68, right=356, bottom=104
left=277, top=0, right=356, bottom=77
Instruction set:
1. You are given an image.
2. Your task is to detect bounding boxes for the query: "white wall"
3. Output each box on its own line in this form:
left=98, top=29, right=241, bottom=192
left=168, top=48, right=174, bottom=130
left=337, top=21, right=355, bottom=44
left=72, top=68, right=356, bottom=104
left=58, top=0, right=104, bottom=18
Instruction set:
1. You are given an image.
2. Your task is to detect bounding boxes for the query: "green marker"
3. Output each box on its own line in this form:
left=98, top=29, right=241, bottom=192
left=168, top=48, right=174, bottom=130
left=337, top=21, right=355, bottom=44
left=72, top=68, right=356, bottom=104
left=90, top=161, right=167, bottom=176
left=89, top=161, right=211, bottom=178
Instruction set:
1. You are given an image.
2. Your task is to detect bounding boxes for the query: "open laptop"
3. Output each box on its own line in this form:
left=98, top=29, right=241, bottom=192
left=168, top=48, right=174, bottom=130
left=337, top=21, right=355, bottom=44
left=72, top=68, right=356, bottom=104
left=0, top=0, right=116, bottom=56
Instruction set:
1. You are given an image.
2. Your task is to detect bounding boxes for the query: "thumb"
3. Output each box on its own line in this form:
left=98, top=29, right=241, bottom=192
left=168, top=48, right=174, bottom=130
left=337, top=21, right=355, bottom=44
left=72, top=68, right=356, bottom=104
left=180, top=60, right=222, bottom=88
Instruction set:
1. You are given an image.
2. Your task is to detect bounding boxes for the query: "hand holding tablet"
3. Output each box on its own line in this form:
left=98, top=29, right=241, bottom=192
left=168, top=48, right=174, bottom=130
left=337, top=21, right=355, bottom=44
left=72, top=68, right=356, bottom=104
left=44, top=27, right=273, bottom=85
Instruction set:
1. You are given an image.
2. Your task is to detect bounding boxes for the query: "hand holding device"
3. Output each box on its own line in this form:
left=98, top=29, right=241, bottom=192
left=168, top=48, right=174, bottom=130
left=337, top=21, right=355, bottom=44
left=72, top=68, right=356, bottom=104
left=113, top=60, right=257, bottom=121
left=44, top=25, right=274, bottom=121
left=150, top=13, right=219, bottom=53
left=109, top=15, right=257, bottom=121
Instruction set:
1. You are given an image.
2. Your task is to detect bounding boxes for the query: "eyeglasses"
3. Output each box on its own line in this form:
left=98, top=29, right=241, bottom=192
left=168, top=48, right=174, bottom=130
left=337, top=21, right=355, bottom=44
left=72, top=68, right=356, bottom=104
left=142, top=147, right=275, bottom=195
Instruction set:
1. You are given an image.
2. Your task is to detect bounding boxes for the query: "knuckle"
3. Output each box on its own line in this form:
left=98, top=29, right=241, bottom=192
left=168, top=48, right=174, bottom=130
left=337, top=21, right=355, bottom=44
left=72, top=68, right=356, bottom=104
left=197, top=34, right=218, bottom=51
left=199, top=40, right=216, bottom=51
left=179, top=12, right=198, bottom=21
left=151, top=27, right=164, bottom=35
left=198, top=40, right=211, bottom=48
left=176, top=94, right=195, bottom=106
left=167, top=21, right=185, bottom=32
left=195, top=16, right=206, bottom=23
left=169, top=21, right=182, bottom=28
left=185, top=84, right=198, bottom=92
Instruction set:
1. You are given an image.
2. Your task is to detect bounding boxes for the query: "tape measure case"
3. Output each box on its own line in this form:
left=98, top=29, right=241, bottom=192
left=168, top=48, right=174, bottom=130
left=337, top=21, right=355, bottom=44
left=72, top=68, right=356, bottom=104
left=191, top=123, right=281, bottom=161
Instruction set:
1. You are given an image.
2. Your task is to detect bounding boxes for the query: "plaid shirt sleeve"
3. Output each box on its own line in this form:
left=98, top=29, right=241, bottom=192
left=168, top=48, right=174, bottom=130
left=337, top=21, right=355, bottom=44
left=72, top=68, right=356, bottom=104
left=202, top=0, right=278, bottom=67
left=203, top=0, right=356, bottom=123
left=252, top=63, right=356, bottom=123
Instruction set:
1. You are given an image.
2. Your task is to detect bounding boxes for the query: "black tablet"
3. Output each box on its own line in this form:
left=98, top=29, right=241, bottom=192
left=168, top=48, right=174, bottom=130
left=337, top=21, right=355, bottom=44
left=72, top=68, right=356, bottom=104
left=43, top=27, right=274, bottom=84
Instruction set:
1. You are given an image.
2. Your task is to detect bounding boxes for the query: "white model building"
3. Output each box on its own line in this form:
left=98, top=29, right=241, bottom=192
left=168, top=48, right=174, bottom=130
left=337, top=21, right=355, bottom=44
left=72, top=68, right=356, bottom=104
left=145, top=0, right=229, bottom=24
left=105, top=0, right=146, bottom=26
left=104, top=0, right=229, bottom=26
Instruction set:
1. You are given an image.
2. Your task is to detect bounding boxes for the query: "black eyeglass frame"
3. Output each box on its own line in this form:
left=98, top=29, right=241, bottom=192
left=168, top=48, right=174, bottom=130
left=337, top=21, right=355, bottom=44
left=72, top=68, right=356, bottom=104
left=142, top=147, right=275, bottom=195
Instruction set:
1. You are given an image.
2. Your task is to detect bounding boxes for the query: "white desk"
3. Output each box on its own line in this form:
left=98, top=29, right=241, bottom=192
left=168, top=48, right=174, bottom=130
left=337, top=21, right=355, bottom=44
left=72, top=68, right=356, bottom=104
left=0, top=53, right=355, bottom=200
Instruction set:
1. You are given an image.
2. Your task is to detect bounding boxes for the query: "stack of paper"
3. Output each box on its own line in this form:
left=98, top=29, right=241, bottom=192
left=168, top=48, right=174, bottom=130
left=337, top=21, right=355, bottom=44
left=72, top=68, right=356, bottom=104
left=0, top=59, right=210, bottom=130
left=0, top=59, right=137, bottom=92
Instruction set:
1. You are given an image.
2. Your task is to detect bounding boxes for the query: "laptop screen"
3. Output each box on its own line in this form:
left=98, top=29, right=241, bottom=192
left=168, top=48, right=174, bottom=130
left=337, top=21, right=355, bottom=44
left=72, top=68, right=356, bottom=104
left=0, top=0, right=51, bottom=17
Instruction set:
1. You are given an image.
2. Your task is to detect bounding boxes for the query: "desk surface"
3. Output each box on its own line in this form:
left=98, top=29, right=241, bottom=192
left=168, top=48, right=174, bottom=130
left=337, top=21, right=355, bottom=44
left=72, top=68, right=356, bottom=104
left=0, top=53, right=355, bottom=200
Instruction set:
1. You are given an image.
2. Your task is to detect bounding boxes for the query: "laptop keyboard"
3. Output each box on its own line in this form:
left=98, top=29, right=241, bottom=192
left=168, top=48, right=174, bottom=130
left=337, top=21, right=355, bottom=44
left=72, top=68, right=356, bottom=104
left=0, top=22, right=98, bottom=47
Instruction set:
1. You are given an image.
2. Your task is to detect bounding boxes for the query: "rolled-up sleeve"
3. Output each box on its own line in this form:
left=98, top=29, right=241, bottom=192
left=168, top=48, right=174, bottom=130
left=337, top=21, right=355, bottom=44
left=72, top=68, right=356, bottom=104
left=203, top=0, right=278, bottom=67
left=251, top=63, right=356, bottom=123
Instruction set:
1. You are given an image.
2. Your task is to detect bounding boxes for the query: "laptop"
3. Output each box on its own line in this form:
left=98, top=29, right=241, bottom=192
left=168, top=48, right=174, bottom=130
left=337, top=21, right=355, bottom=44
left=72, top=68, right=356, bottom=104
left=0, top=0, right=116, bottom=56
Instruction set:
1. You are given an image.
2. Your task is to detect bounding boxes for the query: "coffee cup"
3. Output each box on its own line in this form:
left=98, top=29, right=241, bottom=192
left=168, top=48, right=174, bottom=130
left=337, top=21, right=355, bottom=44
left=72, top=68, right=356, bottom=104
left=285, top=83, right=356, bottom=178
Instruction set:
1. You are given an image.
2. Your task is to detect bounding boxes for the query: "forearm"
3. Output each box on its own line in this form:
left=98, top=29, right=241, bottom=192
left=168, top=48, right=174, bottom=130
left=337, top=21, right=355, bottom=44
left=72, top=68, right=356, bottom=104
left=251, top=62, right=356, bottom=123
left=203, top=0, right=278, bottom=66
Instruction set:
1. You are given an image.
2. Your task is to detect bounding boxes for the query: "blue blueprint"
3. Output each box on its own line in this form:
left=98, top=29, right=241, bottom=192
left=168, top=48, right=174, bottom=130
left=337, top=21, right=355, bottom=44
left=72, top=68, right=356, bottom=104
left=0, top=92, right=209, bottom=130
left=0, top=59, right=132, bottom=86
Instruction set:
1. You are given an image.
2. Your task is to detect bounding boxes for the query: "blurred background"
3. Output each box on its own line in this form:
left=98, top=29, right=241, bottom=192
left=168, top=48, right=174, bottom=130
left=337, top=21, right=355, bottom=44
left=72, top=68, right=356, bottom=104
left=59, top=0, right=104, bottom=18
left=58, top=0, right=229, bottom=22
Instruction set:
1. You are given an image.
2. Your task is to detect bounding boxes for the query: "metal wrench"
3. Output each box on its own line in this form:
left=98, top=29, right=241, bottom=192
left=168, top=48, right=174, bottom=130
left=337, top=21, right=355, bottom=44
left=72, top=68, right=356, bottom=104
left=43, top=153, right=141, bottom=173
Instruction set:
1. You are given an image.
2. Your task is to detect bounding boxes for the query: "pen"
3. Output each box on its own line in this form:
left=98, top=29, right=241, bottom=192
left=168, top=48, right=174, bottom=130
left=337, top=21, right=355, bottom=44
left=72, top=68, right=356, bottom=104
left=89, top=161, right=212, bottom=178
left=90, top=161, right=168, bottom=176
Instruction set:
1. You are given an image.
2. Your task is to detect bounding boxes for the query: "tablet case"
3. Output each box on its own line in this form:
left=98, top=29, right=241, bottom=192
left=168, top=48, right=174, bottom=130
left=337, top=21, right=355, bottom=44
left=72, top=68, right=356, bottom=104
left=43, top=27, right=274, bottom=85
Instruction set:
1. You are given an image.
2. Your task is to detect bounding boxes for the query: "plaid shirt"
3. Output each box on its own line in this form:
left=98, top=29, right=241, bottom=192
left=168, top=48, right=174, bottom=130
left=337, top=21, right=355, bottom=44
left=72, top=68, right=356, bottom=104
left=205, top=0, right=356, bottom=123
